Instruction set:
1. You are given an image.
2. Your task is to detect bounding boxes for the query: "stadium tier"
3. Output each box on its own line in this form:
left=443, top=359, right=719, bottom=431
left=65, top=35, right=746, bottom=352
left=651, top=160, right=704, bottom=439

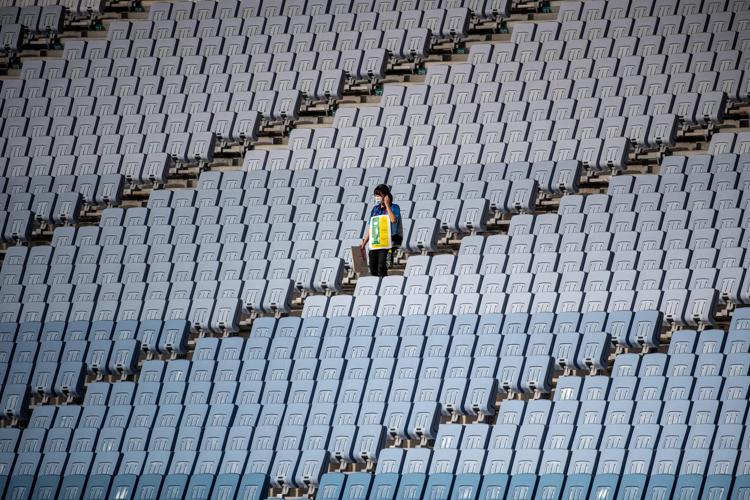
left=1, top=0, right=750, bottom=499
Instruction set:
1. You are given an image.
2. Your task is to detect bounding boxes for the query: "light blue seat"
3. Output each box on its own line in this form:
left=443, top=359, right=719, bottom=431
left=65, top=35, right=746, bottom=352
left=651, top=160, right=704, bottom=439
left=671, top=475, right=705, bottom=500
left=185, top=473, right=215, bottom=499
left=134, top=472, right=164, bottom=500
left=58, top=475, right=88, bottom=500
left=618, top=472, right=648, bottom=499
left=109, top=473, right=138, bottom=500
left=318, top=472, right=346, bottom=500
left=396, top=473, right=427, bottom=500
left=371, top=473, right=400, bottom=500
left=589, top=475, right=619, bottom=500
left=731, top=461, right=750, bottom=500
left=6, top=473, right=36, bottom=500
left=82, top=474, right=114, bottom=500
left=450, top=473, right=481, bottom=499
left=158, top=320, right=189, bottom=357
left=422, top=473, right=452, bottom=500
left=209, top=473, right=240, bottom=500
left=535, top=473, right=565, bottom=499
left=159, top=474, right=189, bottom=500
left=340, top=472, right=372, bottom=500
left=477, top=473, right=509, bottom=499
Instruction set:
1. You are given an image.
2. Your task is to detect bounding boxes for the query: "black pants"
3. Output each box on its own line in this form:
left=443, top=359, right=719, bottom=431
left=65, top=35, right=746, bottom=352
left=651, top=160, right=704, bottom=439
left=368, top=249, right=389, bottom=277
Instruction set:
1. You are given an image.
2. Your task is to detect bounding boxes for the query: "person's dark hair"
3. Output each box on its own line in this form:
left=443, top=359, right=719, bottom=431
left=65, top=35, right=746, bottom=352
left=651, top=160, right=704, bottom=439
left=374, top=184, right=393, bottom=203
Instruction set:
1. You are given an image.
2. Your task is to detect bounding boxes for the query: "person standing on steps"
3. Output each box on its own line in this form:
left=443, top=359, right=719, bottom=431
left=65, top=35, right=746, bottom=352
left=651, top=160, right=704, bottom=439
left=360, top=184, right=402, bottom=277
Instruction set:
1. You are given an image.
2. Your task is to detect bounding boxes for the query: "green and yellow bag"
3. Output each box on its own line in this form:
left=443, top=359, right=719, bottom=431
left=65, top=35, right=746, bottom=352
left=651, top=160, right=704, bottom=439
left=368, top=214, right=392, bottom=250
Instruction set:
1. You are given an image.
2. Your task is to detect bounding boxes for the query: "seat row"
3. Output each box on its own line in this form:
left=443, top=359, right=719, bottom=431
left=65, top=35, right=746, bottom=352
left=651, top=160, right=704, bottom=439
left=148, top=0, right=510, bottom=22
left=474, top=33, right=750, bottom=79
left=0, top=6, right=65, bottom=36
left=1, top=237, right=348, bottom=283
left=247, top=150, right=562, bottom=196
left=0, top=265, right=248, bottom=321
left=517, top=12, right=750, bottom=44
left=314, top=456, right=741, bottom=500
left=426, top=60, right=742, bottom=111
left=558, top=197, right=747, bottom=222
left=608, top=355, right=750, bottom=382
left=5, top=337, right=140, bottom=393
left=148, top=2, right=475, bottom=39
left=304, top=282, right=718, bottom=326
left=2, top=130, right=217, bottom=167
left=1, top=245, right=346, bottom=297
left=193, top=161, right=570, bottom=198
left=4, top=323, right=746, bottom=401
left=2, top=88, right=302, bottom=127
left=0, top=192, right=82, bottom=232
left=2, top=226, right=349, bottom=276
left=1, top=120, right=219, bottom=160
left=458, top=225, right=749, bottom=257
left=1, top=115, right=260, bottom=157
left=291, top=117, right=680, bottom=158
left=472, top=32, right=750, bottom=64
left=40, top=221, right=354, bottom=256
left=2, top=467, right=270, bottom=500
left=4, top=441, right=328, bottom=491
left=382, top=78, right=741, bottom=116
left=120, top=197, right=497, bottom=235
left=560, top=188, right=748, bottom=215
left=558, top=205, right=749, bottom=232
left=411, top=238, right=748, bottom=272
left=438, top=423, right=747, bottom=457
left=146, top=328, right=602, bottom=377
left=341, top=96, right=702, bottom=132
left=62, top=45, right=387, bottom=83
left=2, top=369, right=85, bottom=420
left=0, top=314, right=190, bottom=348
left=558, top=0, right=749, bottom=22
left=19, top=378, right=443, bottom=443
left=605, top=170, right=750, bottom=197
left=1, top=86, right=333, bottom=132
left=316, top=113, right=678, bottom=147
left=2, top=0, right=106, bottom=15
left=3, top=154, right=171, bottom=191
left=106, top=201, right=374, bottom=229
left=104, top=186, right=446, bottom=246
left=659, top=152, right=750, bottom=175
left=0, top=98, right=260, bottom=141
left=0, top=153, right=163, bottom=190
left=709, top=131, right=750, bottom=155
left=8, top=221, right=359, bottom=285
left=21, top=52, right=341, bottom=84
left=365, top=259, right=749, bottom=305
left=1, top=118, right=222, bottom=152
left=464, top=43, right=749, bottom=81
left=344, top=97, right=724, bottom=141
left=250, top=308, right=645, bottom=342
left=103, top=25, right=433, bottom=61
left=255, top=136, right=629, bottom=174
left=6, top=62, right=349, bottom=101
left=432, top=50, right=746, bottom=89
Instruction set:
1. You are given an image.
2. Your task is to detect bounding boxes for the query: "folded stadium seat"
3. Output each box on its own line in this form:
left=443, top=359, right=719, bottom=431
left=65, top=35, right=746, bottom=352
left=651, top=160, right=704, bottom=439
left=0, top=23, right=23, bottom=57
left=0, top=6, right=19, bottom=27
left=696, top=91, right=727, bottom=129
left=317, top=472, right=347, bottom=500
left=2, top=210, right=33, bottom=243
left=270, top=89, right=301, bottom=124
